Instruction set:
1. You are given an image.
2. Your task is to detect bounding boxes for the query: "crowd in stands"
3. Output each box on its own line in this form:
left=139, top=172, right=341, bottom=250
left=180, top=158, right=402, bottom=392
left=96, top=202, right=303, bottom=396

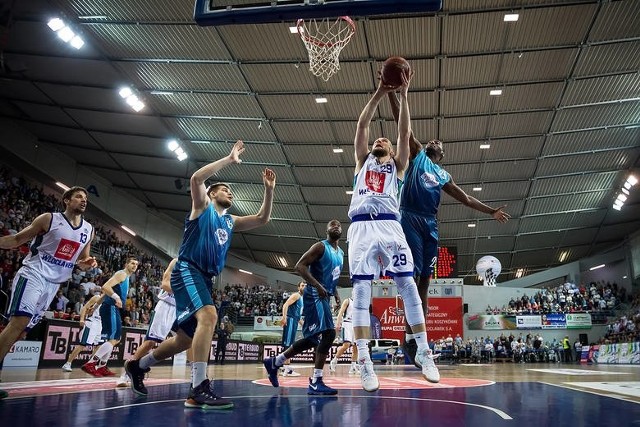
left=484, top=281, right=625, bottom=315
left=214, top=283, right=290, bottom=323
left=601, top=292, right=640, bottom=344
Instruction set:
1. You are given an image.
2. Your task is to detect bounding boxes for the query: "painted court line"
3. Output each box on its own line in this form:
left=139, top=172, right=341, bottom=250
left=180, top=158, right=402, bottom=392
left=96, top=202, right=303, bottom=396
left=539, top=381, right=640, bottom=405
left=527, top=368, right=631, bottom=375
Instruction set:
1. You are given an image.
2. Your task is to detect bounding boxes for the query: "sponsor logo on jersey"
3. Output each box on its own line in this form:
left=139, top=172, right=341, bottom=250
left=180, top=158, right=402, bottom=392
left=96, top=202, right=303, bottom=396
left=215, top=228, right=229, bottom=245
left=365, top=170, right=386, bottom=193
left=420, top=172, right=440, bottom=188
left=54, top=238, right=81, bottom=261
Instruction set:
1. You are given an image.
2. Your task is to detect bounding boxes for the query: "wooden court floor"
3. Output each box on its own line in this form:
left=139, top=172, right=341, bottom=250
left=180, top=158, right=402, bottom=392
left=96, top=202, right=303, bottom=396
left=1, top=361, right=639, bottom=426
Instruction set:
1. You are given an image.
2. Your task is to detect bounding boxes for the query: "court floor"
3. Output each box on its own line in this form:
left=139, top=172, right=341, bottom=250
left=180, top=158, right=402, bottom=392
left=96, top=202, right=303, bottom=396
left=1, top=362, right=639, bottom=426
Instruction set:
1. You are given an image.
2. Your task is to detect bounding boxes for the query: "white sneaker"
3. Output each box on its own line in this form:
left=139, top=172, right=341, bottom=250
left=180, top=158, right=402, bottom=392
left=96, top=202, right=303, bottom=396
left=348, top=365, right=360, bottom=375
left=329, top=358, right=337, bottom=372
left=62, top=362, right=72, bottom=372
left=283, top=369, right=301, bottom=377
left=416, top=350, right=440, bottom=383
left=359, top=362, right=379, bottom=392
left=115, top=373, right=129, bottom=388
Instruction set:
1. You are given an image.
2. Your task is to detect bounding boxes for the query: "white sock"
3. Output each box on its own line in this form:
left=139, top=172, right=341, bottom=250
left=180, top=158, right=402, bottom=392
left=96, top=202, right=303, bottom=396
left=191, top=362, right=207, bottom=387
left=139, top=352, right=159, bottom=370
left=356, top=339, right=371, bottom=363
left=94, top=342, right=113, bottom=365
left=405, top=333, right=415, bottom=341
left=311, top=369, right=323, bottom=382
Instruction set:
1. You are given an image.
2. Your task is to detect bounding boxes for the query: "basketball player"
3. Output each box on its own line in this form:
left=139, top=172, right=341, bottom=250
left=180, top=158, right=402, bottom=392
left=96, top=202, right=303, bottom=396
left=62, top=292, right=105, bottom=372
left=329, top=296, right=359, bottom=375
left=263, top=220, right=343, bottom=396
left=279, top=281, right=306, bottom=377
left=386, top=92, right=510, bottom=363
left=125, top=140, right=276, bottom=410
left=82, top=256, right=139, bottom=377
left=0, top=186, right=97, bottom=399
left=116, top=258, right=177, bottom=387
left=348, top=69, right=439, bottom=392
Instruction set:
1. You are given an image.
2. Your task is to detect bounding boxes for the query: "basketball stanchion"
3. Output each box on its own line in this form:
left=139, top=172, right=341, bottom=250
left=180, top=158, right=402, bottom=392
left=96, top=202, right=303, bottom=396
left=296, top=16, right=356, bottom=81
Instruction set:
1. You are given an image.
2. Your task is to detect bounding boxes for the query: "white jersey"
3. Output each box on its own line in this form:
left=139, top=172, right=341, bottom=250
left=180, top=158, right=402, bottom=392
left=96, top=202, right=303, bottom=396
left=348, top=154, right=401, bottom=219
left=157, top=289, right=176, bottom=306
left=344, top=298, right=354, bottom=323
left=22, top=213, right=93, bottom=283
left=86, top=302, right=102, bottom=322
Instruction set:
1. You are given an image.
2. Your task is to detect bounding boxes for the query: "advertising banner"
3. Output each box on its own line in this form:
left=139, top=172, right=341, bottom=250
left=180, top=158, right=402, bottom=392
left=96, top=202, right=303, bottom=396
left=372, top=297, right=407, bottom=342
left=262, top=344, right=350, bottom=363
left=565, top=313, right=592, bottom=329
left=541, top=313, right=566, bottom=329
left=516, top=315, right=542, bottom=329
left=4, top=341, right=42, bottom=368
left=426, top=297, right=463, bottom=340
left=254, top=316, right=285, bottom=331
left=466, top=314, right=517, bottom=330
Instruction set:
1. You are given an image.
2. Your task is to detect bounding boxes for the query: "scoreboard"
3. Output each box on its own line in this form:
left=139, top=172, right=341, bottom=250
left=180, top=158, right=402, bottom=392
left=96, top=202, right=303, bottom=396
left=434, top=246, right=457, bottom=279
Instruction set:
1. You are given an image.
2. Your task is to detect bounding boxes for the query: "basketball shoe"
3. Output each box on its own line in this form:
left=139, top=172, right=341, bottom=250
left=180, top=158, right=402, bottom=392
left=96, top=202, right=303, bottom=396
left=185, top=379, right=234, bottom=410
left=124, top=359, right=150, bottom=396
left=62, top=362, right=73, bottom=372
left=329, top=357, right=338, bottom=372
left=307, top=377, right=338, bottom=395
left=263, top=357, right=280, bottom=387
left=81, top=361, right=102, bottom=377
left=415, top=350, right=440, bottom=383
left=359, top=360, right=379, bottom=392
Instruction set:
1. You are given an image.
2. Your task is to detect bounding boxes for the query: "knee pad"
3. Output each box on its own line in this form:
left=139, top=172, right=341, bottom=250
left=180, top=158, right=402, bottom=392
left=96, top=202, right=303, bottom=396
left=317, top=329, right=336, bottom=355
left=351, top=279, right=371, bottom=327
left=395, top=276, right=425, bottom=327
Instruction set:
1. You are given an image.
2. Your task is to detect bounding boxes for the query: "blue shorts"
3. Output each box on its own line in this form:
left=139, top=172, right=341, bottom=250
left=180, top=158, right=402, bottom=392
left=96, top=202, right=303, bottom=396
left=400, top=210, right=439, bottom=278
left=301, top=290, right=334, bottom=345
left=99, top=304, right=122, bottom=341
left=282, top=317, right=300, bottom=347
left=171, top=260, right=215, bottom=338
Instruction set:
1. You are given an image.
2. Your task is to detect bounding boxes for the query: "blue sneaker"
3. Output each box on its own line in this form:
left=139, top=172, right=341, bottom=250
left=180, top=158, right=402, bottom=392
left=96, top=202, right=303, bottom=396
left=263, top=357, right=280, bottom=387
left=307, top=377, right=338, bottom=395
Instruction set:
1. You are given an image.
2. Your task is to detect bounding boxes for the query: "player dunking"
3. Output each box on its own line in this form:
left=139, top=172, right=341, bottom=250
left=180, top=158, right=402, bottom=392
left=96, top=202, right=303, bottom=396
left=263, top=220, right=343, bottom=395
left=0, top=186, right=96, bottom=399
left=125, top=140, right=276, bottom=410
left=82, top=256, right=139, bottom=377
left=347, top=70, right=439, bottom=392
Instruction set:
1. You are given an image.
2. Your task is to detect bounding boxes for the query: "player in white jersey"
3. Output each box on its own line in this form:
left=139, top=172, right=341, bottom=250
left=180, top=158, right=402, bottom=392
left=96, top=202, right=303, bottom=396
left=62, top=293, right=105, bottom=372
left=330, top=297, right=359, bottom=374
left=116, top=258, right=177, bottom=387
left=347, top=71, right=439, bottom=392
left=0, top=186, right=96, bottom=399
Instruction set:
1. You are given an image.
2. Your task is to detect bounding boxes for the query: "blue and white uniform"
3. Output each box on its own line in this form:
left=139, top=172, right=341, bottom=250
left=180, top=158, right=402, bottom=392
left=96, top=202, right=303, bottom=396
left=400, top=149, right=450, bottom=277
left=9, top=212, right=93, bottom=328
left=146, top=290, right=177, bottom=342
left=100, top=271, right=129, bottom=341
left=282, top=295, right=303, bottom=347
left=79, top=300, right=102, bottom=346
left=347, top=153, right=414, bottom=280
left=172, top=203, right=234, bottom=337
left=302, top=240, right=344, bottom=343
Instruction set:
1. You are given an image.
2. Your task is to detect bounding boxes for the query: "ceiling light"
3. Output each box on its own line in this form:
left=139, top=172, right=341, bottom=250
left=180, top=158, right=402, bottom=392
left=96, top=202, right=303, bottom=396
left=175, top=147, right=185, bottom=156
left=589, top=264, right=605, bottom=271
left=191, top=140, right=210, bottom=144
left=131, top=100, right=145, bottom=112
left=119, top=87, right=132, bottom=98
left=612, top=204, right=622, bottom=211
left=125, top=95, right=140, bottom=106
left=121, top=225, right=136, bottom=236
left=47, top=18, right=65, bottom=32
left=504, top=13, right=519, bottom=22
left=150, top=91, right=174, bottom=95
left=333, top=148, right=344, bottom=153
left=57, top=26, right=75, bottom=42
left=490, top=89, right=502, bottom=96
left=78, top=15, right=108, bottom=19
left=69, top=35, right=84, bottom=49
left=177, top=152, right=188, bottom=161
left=345, top=190, right=354, bottom=195
left=472, top=187, right=482, bottom=191
left=315, top=97, right=328, bottom=103
left=515, top=268, right=524, bottom=278
left=55, top=182, right=70, bottom=191
left=559, top=251, right=568, bottom=262
left=479, top=144, right=491, bottom=149
left=277, top=256, right=288, bottom=268
left=621, top=187, right=630, bottom=195
left=168, top=140, right=179, bottom=152
left=467, top=223, right=476, bottom=228
left=239, top=269, right=253, bottom=275
left=616, top=194, right=627, bottom=202
left=627, top=175, right=638, bottom=186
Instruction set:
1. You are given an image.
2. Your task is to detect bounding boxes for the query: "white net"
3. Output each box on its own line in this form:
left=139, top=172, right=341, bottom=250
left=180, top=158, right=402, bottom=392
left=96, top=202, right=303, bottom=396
left=297, top=16, right=355, bottom=81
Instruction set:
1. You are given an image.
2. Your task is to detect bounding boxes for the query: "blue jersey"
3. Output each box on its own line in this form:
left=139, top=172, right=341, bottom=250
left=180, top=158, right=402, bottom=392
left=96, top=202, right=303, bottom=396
left=287, top=297, right=303, bottom=321
left=103, top=270, right=129, bottom=307
left=178, top=203, right=234, bottom=277
left=400, top=149, right=451, bottom=217
left=307, top=240, right=344, bottom=297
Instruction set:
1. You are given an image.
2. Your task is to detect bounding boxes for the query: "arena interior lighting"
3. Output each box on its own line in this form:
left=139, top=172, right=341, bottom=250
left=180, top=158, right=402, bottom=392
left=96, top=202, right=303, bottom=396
left=47, top=18, right=85, bottom=49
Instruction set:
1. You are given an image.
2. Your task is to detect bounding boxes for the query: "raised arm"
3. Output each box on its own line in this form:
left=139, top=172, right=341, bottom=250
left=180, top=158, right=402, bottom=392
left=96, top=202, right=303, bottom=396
left=190, top=140, right=245, bottom=219
left=394, top=69, right=414, bottom=175
left=232, top=168, right=276, bottom=232
left=443, top=178, right=511, bottom=223
left=161, top=258, right=178, bottom=293
left=388, top=92, right=421, bottom=160
left=295, top=242, right=328, bottom=298
left=0, top=213, right=51, bottom=249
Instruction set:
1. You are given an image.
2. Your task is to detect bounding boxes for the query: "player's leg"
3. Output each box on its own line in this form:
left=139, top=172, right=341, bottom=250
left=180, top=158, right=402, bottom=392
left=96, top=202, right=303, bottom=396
left=307, top=298, right=338, bottom=395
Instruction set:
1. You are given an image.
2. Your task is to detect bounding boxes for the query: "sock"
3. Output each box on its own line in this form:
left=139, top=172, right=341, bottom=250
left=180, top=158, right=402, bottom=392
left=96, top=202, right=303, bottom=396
left=275, top=354, right=286, bottom=367
left=405, top=333, right=415, bottom=342
left=191, top=362, right=207, bottom=387
left=93, top=342, right=113, bottom=365
left=139, top=352, right=159, bottom=370
left=311, top=369, right=323, bottom=383
left=413, top=332, right=429, bottom=353
left=356, top=339, right=371, bottom=363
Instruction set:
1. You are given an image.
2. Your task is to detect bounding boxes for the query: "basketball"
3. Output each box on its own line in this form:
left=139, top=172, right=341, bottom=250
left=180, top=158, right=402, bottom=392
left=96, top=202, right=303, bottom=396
left=380, top=56, right=411, bottom=87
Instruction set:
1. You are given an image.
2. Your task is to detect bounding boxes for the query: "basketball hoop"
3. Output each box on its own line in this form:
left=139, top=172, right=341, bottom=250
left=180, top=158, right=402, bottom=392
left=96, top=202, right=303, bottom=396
left=297, top=16, right=355, bottom=81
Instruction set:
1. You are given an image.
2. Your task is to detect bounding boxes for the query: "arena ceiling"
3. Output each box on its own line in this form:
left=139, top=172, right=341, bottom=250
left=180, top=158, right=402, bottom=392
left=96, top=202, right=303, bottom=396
left=0, top=0, right=639, bottom=286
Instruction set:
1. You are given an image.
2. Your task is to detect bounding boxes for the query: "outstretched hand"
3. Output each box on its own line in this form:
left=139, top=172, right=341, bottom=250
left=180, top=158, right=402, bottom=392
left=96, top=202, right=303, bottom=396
left=399, top=68, right=414, bottom=97
left=77, top=256, right=97, bottom=270
left=229, top=140, right=245, bottom=164
left=263, top=168, right=276, bottom=190
left=492, top=205, right=511, bottom=223
left=375, top=71, right=402, bottom=93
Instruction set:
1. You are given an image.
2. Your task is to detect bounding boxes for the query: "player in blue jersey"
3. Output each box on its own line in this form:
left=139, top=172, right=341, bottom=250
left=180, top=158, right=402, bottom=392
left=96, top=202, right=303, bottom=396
left=279, top=281, right=306, bottom=377
left=82, top=256, right=139, bottom=377
left=125, top=140, right=276, bottom=410
left=387, top=92, right=510, bottom=363
left=263, top=220, right=343, bottom=396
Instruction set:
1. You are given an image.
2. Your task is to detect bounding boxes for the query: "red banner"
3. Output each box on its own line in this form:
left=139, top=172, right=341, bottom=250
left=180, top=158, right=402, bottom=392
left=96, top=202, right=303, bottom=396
left=427, top=297, right=463, bottom=340
left=372, top=297, right=406, bottom=341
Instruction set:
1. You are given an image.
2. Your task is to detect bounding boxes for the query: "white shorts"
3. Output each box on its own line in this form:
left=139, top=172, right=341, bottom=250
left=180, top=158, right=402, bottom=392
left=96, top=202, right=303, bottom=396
left=8, top=266, right=61, bottom=329
left=347, top=219, right=414, bottom=279
left=145, top=300, right=177, bottom=342
left=79, top=318, right=102, bottom=346
left=342, top=321, right=354, bottom=343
